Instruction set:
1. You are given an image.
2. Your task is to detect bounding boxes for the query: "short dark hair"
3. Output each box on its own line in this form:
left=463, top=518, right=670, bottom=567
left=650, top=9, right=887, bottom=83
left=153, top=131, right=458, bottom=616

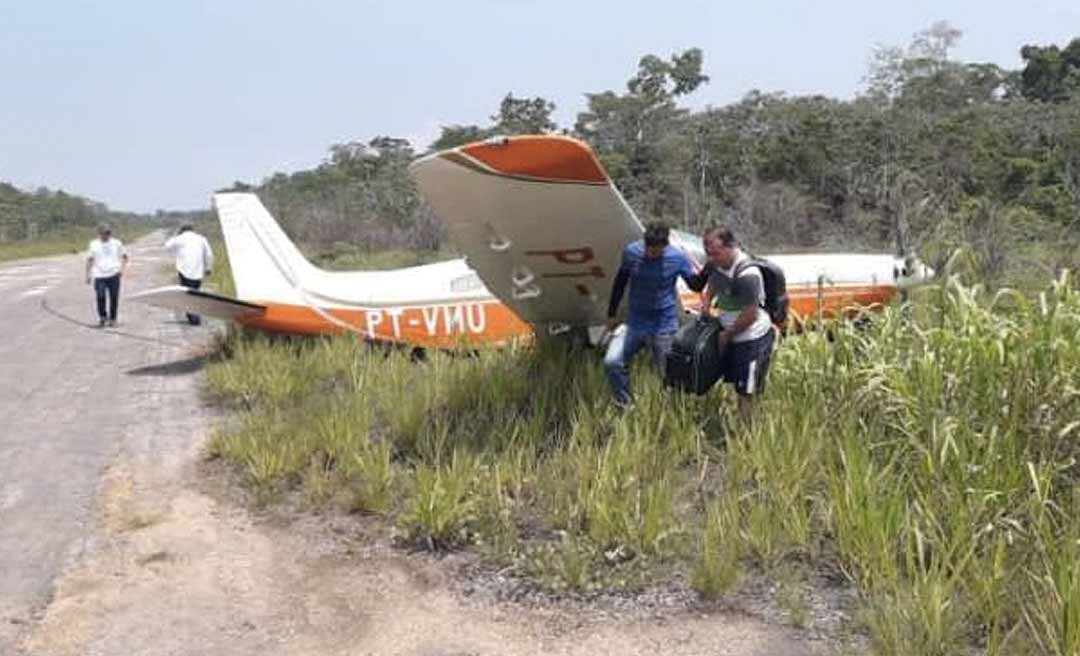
left=179, top=224, right=193, bottom=233
left=703, top=225, right=737, bottom=247
left=643, top=222, right=670, bottom=247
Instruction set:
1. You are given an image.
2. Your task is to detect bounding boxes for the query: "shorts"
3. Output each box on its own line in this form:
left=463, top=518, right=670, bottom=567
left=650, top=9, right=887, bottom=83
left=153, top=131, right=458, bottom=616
left=720, top=329, right=775, bottom=396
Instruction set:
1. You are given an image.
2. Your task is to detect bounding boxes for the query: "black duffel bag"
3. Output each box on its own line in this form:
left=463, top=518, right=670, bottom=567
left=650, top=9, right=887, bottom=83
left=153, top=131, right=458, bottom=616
left=664, top=315, right=725, bottom=395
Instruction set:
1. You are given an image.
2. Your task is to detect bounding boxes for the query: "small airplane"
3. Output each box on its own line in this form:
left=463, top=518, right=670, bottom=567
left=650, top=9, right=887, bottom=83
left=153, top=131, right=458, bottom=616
left=132, top=135, right=934, bottom=348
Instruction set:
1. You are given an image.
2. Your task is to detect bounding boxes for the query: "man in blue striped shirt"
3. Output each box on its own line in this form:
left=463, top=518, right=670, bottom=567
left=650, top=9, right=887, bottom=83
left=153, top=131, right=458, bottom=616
left=604, top=222, right=709, bottom=406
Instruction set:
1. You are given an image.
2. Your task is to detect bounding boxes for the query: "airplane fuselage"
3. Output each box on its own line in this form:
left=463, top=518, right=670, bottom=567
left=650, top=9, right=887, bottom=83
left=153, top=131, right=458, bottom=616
left=232, top=277, right=902, bottom=347
left=134, top=137, right=933, bottom=347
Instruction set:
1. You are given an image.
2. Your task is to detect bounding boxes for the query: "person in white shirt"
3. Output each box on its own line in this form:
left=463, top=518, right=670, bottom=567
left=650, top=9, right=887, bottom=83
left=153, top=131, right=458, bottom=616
left=85, top=224, right=129, bottom=328
left=701, top=225, right=776, bottom=422
left=164, top=224, right=214, bottom=325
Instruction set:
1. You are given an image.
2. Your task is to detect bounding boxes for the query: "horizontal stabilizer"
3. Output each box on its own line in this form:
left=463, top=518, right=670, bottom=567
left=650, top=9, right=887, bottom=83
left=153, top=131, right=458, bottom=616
left=131, top=286, right=265, bottom=321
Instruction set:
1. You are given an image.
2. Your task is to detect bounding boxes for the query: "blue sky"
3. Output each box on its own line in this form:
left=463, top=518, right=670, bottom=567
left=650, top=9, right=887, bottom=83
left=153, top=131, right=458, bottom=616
left=2, top=0, right=1077, bottom=213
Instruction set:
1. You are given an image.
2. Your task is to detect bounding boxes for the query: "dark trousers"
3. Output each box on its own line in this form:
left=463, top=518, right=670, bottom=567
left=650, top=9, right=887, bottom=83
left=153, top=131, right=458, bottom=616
left=93, top=274, right=121, bottom=321
left=178, top=273, right=202, bottom=325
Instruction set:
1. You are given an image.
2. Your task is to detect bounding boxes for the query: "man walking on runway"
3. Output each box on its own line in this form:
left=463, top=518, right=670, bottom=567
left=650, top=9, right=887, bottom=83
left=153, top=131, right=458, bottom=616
left=164, top=224, right=214, bottom=325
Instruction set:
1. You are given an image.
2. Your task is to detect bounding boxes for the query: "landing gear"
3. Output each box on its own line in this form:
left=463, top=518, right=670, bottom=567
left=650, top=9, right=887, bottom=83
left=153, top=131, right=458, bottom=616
left=536, top=324, right=600, bottom=352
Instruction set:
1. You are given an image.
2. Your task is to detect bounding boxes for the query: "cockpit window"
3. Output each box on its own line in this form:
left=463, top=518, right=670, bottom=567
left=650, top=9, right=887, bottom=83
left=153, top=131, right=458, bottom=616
left=450, top=273, right=484, bottom=292
left=670, top=229, right=704, bottom=265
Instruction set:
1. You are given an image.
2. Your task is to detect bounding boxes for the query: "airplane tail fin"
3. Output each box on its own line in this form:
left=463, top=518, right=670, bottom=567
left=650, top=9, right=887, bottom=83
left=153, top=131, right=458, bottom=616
left=213, top=192, right=314, bottom=304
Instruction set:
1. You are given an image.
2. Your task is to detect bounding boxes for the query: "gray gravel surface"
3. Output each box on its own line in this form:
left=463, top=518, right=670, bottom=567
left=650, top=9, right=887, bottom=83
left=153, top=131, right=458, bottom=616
left=0, top=232, right=199, bottom=653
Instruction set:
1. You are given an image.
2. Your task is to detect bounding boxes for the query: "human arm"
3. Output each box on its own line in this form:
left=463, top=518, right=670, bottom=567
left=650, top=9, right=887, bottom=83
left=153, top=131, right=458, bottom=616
left=605, top=248, right=632, bottom=330
left=681, top=255, right=713, bottom=315
left=203, top=237, right=214, bottom=274
left=680, top=256, right=713, bottom=293
left=85, top=240, right=95, bottom=284
left=700, top=283, right=715, bottom=317
left=717, top=305, right=759, bottom=348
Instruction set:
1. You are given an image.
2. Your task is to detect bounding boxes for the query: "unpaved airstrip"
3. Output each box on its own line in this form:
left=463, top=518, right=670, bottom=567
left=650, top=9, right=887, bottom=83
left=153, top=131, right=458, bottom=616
left=0, top=234, right=823, bottom=655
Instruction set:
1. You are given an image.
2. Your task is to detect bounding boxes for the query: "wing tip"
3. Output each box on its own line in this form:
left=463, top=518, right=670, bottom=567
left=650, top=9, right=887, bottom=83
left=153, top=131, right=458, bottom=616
left=415, top=135, right=608, bottom=185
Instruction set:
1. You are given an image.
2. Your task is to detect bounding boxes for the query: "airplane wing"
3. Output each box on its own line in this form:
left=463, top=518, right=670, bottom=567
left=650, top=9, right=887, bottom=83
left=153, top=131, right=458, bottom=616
left=410, top=135, right=643, bottom=333
left=131, top=286, right=266, bottom=321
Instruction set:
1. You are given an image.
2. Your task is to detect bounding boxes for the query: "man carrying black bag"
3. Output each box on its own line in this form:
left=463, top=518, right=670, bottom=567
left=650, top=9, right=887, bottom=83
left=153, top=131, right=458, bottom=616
left=701, top=226, right=777, bottom=422
left=604, top=222, right=711, bottom=408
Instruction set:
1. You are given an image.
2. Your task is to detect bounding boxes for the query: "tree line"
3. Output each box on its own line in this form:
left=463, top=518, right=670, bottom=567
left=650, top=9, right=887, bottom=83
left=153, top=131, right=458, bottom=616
left=0, top=183, right=161, bottom=243
left=229, top=22, right=1080, bottom=286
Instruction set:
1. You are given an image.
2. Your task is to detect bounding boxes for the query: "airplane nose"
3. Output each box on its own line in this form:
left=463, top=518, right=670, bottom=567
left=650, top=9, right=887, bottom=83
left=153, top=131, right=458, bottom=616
left=895, top=261, right=935, bottom=289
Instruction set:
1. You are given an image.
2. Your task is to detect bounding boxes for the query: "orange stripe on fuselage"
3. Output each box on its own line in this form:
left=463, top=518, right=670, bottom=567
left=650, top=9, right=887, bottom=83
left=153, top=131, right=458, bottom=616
left=788, top=284, right=898, bottom=320
left=458, top=136, right=608, bottom=184
left=239, top=283, right=898, bottom=347
left=677, top=284, right=899, bottom=322
left=238, top=300, right=533, bottom=348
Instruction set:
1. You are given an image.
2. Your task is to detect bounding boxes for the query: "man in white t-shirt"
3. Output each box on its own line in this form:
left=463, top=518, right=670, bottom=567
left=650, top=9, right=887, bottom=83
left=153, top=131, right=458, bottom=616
left=164, top=224, right=213, bottom=325
left=85, top=224, right=129, bottom=327
left=702, top=225, right=776, bottom=421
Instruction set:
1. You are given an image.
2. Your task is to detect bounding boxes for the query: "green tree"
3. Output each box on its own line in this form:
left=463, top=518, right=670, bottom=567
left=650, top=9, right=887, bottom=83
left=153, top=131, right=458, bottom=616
left=1019, top=38, right=1080, bottom=102
left=491, top=93, right=557, bottom=134
left=430, top=125, right=490, bottom=151
left=865, top=21, right=1006, bottom=111
left=575, top=48, right=708, bottom=219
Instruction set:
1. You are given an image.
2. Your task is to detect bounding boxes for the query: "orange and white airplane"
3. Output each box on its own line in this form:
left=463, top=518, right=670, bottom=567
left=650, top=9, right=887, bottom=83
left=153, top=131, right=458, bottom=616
left=132, top=135, right=933, bottom=347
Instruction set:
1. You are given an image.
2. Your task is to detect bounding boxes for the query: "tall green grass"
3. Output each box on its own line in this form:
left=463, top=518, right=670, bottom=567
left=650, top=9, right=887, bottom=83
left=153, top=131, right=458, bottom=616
left=202, top=237, right=234, bottom=297
left=205, top=267, right=1080, bottom=654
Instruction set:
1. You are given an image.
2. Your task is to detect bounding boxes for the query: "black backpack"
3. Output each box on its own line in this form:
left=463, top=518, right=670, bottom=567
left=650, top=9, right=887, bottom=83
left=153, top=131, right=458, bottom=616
left=733, top=256, right=789, bottom=325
